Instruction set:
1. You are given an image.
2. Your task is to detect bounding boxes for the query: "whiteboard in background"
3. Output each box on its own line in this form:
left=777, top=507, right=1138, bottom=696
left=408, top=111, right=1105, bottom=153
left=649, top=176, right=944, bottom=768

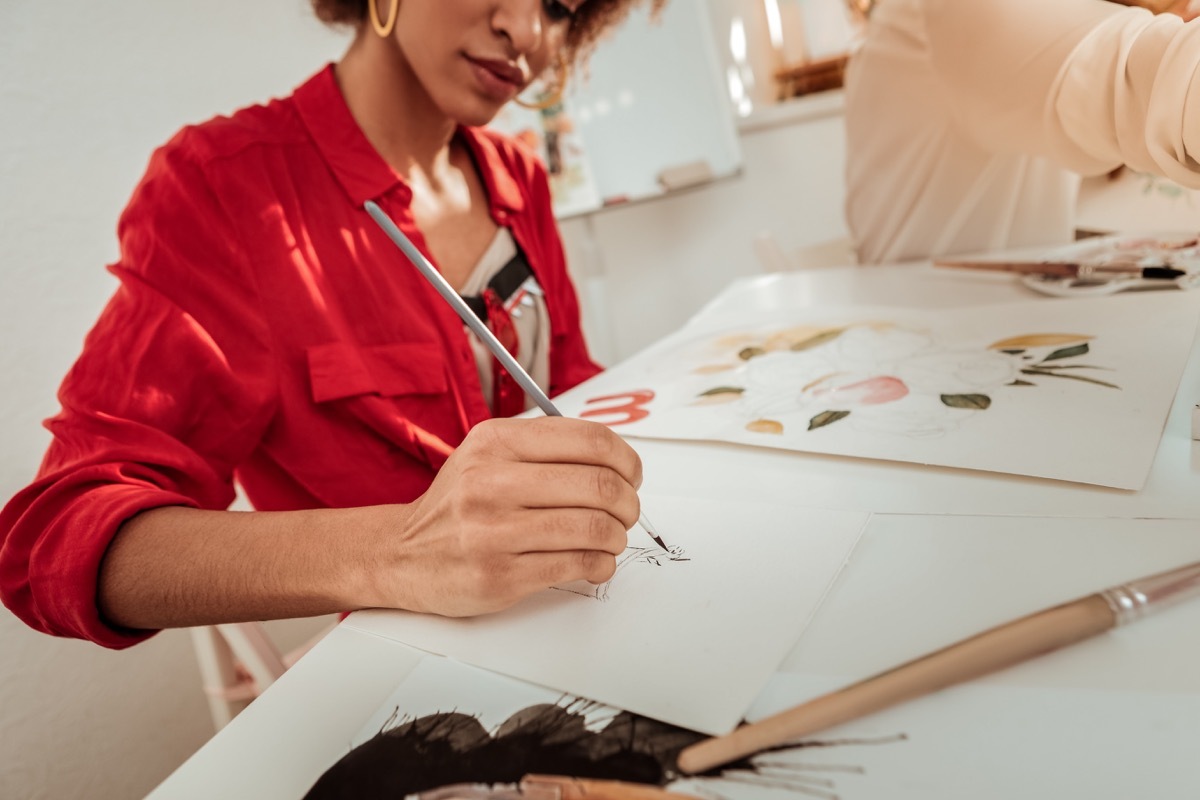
left=492, top=2, right=743, bottom=217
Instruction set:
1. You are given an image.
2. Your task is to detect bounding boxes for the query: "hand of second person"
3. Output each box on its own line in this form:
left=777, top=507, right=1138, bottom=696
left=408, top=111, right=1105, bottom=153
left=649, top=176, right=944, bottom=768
left=369, top=417, right=643, bottom=617
left=1154, top=0, right=1200, bottom=21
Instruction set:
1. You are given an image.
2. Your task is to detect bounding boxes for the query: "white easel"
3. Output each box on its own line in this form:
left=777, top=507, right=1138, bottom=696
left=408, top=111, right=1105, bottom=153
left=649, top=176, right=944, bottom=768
left=190, top=616, right=335, bottom=730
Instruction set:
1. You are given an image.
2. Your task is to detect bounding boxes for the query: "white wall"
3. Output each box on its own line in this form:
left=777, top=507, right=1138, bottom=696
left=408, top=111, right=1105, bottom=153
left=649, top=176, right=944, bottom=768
left=0, top=2, right=848, bottom=798
left=0, top=3, right=348, bottom=798
left=560, top=97, right=848, bottom=363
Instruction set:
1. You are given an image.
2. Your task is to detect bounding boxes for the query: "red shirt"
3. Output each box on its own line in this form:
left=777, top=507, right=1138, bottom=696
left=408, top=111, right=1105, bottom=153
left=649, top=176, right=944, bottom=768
left=0, top=65, right=601, bottom=648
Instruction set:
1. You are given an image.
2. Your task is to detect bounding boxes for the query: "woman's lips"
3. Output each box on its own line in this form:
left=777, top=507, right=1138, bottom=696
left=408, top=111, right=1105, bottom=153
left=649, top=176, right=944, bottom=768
left=466, top=56, right=527, bottom=101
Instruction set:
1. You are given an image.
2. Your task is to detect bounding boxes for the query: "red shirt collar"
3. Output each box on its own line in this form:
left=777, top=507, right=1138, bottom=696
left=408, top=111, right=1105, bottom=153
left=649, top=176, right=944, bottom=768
left=292, top=64, right=524, bottom=217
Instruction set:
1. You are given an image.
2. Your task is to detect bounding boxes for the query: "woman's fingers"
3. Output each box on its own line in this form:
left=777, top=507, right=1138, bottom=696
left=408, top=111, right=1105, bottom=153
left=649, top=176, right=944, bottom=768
left=382, top=417, right=650, bottom=616
left=501, top=506, right=630, bottom=556
left=467, top=417, right=644, bottom=489
left=459, top=460, right=641, bottom=532
left=481, top=549, right=620, bottom=600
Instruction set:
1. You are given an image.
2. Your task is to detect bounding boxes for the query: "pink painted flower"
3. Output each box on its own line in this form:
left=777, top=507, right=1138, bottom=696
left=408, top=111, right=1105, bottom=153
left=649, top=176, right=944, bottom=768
left=811, top=375, right=909, bottom=405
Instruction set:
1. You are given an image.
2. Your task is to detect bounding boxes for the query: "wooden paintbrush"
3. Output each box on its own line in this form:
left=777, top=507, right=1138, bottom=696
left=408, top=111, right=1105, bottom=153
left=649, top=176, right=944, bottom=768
left=411, top=775, right=702, bottom=799
left=363, top=200, right=669, bottom=553
left=676, top=559, right=1200, bottom=775
left=934, top=258, right=1188, bottom=280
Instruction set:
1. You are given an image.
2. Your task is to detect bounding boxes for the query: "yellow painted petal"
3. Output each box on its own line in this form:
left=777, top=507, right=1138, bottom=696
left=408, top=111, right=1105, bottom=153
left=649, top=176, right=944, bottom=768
left=763, top=326, right=826, bottom=350
left=989, top=333, right=1093, bottom=349
left=745, top=419, right=784, bottom=434
left=692, top=392, right=742, bottom=406
left=765, top=325, right=846, bottom=351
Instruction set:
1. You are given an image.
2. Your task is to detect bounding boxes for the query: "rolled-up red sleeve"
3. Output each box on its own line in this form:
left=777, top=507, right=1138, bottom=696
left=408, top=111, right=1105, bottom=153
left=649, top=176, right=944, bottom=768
left=3, top=67, right=608, bottom=647
left=0, top=132, right=278, bottom=648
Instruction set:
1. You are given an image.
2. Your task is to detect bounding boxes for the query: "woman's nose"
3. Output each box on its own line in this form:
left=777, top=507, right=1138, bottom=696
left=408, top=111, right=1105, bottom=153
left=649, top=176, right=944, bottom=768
left=493, top=0, right=546, bottom=56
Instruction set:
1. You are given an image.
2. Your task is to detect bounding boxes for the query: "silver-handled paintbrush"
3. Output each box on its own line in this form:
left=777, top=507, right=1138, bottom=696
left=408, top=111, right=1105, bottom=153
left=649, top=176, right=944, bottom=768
left=364, top=200, right=668, bottom=553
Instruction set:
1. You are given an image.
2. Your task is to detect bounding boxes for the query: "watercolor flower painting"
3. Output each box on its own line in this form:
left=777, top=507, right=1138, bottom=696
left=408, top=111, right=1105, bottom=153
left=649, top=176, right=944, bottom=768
left=687, top=323, right=1119, bottom=438
left=559, top=294, right=1198, bottom=489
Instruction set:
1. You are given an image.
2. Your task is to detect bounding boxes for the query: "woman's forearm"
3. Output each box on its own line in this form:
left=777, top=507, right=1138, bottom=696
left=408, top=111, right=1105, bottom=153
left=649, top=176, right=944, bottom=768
left=96, top=418, right=644, bottom=632
left=96, top=504, right=392, bottom=630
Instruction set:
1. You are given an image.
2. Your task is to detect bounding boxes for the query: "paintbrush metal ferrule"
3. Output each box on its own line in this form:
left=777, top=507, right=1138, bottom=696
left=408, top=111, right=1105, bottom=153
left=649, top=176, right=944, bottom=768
left=364, top=201, right=669, bottom=553
left=1078, top=264, right=1187, bottom=281
left=1098, top=561, right=1200, bottom=625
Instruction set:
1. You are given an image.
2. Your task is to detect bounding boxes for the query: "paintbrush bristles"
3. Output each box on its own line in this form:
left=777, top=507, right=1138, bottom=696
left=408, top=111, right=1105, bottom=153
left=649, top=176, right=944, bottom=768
left=934, top=259, right=1081, bottom=277
left=676, top=594, right=1116, bottom=775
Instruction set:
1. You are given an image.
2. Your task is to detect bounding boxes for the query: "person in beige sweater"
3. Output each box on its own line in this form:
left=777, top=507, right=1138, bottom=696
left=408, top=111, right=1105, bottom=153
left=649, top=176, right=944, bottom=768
left=844, top=0, right=1200, bottom=265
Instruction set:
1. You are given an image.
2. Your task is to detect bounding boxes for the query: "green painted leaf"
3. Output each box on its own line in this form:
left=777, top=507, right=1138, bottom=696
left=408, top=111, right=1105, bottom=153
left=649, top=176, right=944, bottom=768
left=989, top=334, right=1091, bottom=349
left=697, top=386, right=744, bottom=397
left=738, top=346, right=766, bottom=361
left=941, top=393, right=992, bottom=409
left=808, top=410, right=850, bottom=430
left=1042, top=343, right=1089, bottom=361
left=1000, top=349, right=1025, bottom=355
left=1008, top=379, right=1035, bottom=386
left=1020, top=369, right=1120, bottom=389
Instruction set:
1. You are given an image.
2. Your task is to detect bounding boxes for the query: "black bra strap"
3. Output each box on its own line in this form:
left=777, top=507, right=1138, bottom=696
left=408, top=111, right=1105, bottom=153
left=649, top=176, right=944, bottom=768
left=460, top=247, right=534, bottom=324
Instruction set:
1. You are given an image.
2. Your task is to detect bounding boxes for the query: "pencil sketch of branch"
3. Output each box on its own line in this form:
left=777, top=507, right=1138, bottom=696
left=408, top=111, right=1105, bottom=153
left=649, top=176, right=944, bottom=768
left=305, top=695, right=908, bottom=800
left=553, top=544, right=691, bottom=601
left=687, top=323, right=1120, bottom=438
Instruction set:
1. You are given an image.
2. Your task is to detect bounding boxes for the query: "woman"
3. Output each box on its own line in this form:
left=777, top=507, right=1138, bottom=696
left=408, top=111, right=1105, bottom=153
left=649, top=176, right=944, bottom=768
left=844, top=0, right=1200, bottom=265
left=0, top=0, right=663, bottom=648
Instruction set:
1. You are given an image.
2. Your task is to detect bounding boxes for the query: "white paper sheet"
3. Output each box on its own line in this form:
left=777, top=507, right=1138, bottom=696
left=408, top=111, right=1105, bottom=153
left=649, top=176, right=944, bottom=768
left=754, top=514, right=1200, bottom=798
left=732, top=676, right=1200, bottom=800
left=782, top=514, right=1200, bottom=688
left=551, top=293, right=1200, bottom=490
left=346, top=495, right=870, bottom=735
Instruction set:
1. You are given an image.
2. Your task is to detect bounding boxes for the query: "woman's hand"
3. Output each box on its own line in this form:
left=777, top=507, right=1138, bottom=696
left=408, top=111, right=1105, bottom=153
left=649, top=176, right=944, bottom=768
left=97, top=417, right=642, bottom=629
left=369, top=417, right=643, bottom=617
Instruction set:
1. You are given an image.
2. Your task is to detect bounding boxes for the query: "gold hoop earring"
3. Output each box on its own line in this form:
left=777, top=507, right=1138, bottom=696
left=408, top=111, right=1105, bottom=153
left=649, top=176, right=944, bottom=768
left=369, top=0, right=399, bottom=38
left=514, top=60, right=570, bottom=111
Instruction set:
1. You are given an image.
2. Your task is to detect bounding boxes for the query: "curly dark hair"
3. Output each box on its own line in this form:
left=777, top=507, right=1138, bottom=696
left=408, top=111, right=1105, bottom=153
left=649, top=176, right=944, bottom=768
left=311, top=0, right=667, bottom=67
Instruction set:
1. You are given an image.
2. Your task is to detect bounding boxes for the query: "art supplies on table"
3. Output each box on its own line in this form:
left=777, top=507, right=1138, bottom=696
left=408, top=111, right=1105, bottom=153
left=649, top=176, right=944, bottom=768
left=934, top=232, right=1200, bottom=295
left=304, top=654, right=1200, bottom=799
left=307, top=515, right=1200, bottom=800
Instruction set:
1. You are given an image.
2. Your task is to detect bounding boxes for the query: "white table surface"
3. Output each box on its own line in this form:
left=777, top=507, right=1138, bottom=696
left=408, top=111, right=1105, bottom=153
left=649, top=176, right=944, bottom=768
left=148, top=263, right=1200, bottom=799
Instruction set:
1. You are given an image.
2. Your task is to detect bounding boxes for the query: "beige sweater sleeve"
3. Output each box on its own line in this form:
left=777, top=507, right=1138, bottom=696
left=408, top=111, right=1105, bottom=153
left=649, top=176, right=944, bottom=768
left=925, top=0, right=1200, bottom=185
